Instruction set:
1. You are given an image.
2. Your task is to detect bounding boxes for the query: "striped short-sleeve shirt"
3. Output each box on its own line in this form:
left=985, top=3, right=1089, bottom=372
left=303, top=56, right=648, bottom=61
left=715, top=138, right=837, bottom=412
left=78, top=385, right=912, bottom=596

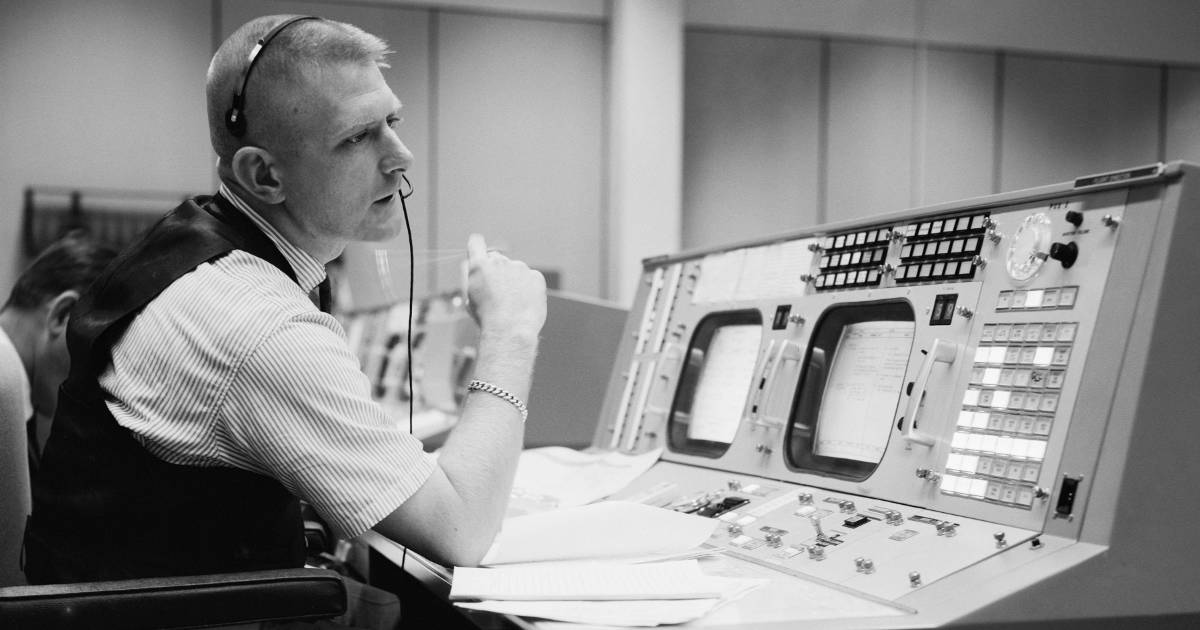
left=100, top=185, right=436, bottom=539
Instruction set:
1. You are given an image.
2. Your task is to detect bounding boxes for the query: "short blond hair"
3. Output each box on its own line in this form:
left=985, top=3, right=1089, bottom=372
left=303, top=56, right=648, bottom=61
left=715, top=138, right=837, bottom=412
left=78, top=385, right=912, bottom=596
left=205, top=15, right=391, bottom=161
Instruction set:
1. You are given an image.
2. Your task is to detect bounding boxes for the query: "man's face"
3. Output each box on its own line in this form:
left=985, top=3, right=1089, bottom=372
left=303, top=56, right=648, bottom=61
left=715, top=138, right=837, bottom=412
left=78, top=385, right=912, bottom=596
left=269, top=60, right=414, bottom=246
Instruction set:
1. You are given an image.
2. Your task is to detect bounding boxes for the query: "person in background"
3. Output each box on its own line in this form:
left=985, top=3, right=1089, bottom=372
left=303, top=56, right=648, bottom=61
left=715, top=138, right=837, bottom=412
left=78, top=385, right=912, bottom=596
left=0, top=234, right=116, bottom=585
left=25, top=14, right=546, bottom=627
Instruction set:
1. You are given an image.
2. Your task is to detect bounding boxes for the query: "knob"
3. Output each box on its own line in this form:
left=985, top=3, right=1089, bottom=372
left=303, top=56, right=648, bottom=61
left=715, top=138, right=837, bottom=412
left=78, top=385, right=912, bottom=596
left=854, top=557, right=865, bottom=571
left=936, top=522, right=958, bottom=537
left=755, top=443, right=773, bottom=455
left=808, top=546, right=826, bottom=560
left=956, top=306, right=974, bottom=319
left=994, top=531, right=1008, bottom=548
left=800, top=274, right=816, bottom=284
left=788, top=313, right=806, bottom=325
left=1065, top=210, right=1083, bottom=227
left=861, top=558, right=875, bottom=574
left=909, top=571, right=922, bottom=587
left=1102, top=214, right=1121, bottom=228
left=727, top=523, right=743, bottom=536
left=797, top=492, right=813, bottom=505
left=808, top=242, right=823, bottom=252
left=1049, top=242, right=1078, bottom=269
left=727, top=480, right=742, bottom=491
left=1034, top=487, right=1050, bottom=500
left=839, top=500, right=856, bottom=514
left=1030, top=537, right=1043, bottom=550
left=765, top=532, right=783, bottom=547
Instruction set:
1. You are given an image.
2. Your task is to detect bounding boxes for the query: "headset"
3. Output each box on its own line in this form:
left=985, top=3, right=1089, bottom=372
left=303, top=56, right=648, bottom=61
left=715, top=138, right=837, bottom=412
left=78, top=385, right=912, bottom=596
left=224, top=15, right=321, bottom=138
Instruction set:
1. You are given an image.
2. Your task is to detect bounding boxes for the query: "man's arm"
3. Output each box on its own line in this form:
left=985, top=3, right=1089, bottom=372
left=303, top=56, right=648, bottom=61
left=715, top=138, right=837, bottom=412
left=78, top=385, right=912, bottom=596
left=373, top=234, right=546, bottom=567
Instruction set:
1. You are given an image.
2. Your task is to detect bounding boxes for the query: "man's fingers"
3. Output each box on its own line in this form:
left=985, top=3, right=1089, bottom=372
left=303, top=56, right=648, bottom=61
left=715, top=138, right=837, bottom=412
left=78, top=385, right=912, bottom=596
left=467, top=234, right=488, bottom=268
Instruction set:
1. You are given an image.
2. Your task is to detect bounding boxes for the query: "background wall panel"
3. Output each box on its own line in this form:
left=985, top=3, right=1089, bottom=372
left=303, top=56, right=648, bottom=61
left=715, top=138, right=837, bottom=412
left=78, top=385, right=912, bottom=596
left=1166, top=67, right=1200, bottom=164
left=999, top=56, right=1161, bottom=191
left=917, top=47, right=997, bottom=205
left=826, top=40, right=915, bottom=222
left=434, top=11, right=604, bottom=295
left=682, top=30, right=821, bottom=251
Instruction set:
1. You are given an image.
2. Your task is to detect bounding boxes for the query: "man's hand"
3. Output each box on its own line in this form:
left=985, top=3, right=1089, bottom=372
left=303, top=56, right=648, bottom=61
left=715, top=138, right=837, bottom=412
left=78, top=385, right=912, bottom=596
left=465, top=234, right=547, bottom=342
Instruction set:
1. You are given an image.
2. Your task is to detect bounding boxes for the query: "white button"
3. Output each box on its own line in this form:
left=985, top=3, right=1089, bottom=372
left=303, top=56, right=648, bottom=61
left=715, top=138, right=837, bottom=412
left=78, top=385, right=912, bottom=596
left=992, top=390, right=1011, bottom=408
left=983, top=368, right=1001, bottom=385
left=980, top=434, right=999, bottom=452
left=967, top=433, right=985, bottom=451
left=970, top=479, right=988, bottom=498
left=1058, top=286, right=1078, bottom=307
left=1057, top=323, right=1077, bottom=342
left=961, top=454, right=980, bottom=473
left=1034, top=347, right=1055, bottom=366
left=958, top=410, right=976, bottom=427
left=989, top=346, right=1008, bottom=363
left=973, top=412, right=991, bottom=430
left=996, top=436, right=1015, bottom=455
left=963, top=389, right=981, bottom=406
left=1027, top=440, right=1048, bottom=460
left=952, top=432, right=970, bottom=449
left=1026, top=289, right=1044, bottom=308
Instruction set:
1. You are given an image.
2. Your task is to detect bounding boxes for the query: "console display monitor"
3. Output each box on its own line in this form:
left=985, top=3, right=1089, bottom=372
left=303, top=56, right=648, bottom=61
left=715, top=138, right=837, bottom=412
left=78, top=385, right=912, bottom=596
left=786, top=301, right=915, bottom=480
left=668, top=310, right=763, bottom=458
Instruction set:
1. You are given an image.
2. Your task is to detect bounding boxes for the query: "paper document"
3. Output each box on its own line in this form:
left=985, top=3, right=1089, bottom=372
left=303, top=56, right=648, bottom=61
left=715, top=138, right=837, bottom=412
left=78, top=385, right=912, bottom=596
left=456, top=598, right=725, bottom=627
left=452, top=559, right=756, bottom=602
left=814, top=321, right=914, bottom=463
left=508, top=447, right=662, bottom=516
left=686, top=324, right=762, bottom=444
left=481, top=501, right=717, bottom=566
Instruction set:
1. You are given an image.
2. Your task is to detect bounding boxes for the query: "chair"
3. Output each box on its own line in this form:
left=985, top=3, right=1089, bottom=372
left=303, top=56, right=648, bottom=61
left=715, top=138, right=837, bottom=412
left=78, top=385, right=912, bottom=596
left=0, top=417, right=346, bottom=628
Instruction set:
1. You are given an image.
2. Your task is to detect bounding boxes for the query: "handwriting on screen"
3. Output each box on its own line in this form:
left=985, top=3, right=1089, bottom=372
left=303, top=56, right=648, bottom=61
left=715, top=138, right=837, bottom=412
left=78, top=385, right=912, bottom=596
left=686, top=325, right=763, bottom=443
left=814, top=321, right=914, bottom=463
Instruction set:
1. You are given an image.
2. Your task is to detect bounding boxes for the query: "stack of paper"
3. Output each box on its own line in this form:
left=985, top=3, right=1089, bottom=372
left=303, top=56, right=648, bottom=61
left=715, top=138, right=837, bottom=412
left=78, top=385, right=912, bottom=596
left=507, top=447, right=663, bottom=516
left=452, top=559, right=764, bottom=626
left=454, top=501, right=765, bottom=626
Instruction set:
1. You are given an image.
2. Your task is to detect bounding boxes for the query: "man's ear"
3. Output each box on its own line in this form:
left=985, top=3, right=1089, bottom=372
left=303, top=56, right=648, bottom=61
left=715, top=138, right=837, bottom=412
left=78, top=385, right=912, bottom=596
left=230, top=146, right=286, bottom=204
left=45, top=290, right=79, bottom=339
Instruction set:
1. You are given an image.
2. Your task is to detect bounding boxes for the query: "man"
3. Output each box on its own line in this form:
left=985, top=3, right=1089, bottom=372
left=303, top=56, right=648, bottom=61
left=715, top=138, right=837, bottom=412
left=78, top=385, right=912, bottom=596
left=0, top=234, right=116, bottom=585
left=26, top=14, right=546, bottom=587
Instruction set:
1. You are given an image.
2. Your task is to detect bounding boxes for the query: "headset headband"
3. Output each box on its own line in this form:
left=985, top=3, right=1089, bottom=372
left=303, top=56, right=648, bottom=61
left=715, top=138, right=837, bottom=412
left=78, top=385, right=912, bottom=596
left=224, top=15, right=321, bottom=138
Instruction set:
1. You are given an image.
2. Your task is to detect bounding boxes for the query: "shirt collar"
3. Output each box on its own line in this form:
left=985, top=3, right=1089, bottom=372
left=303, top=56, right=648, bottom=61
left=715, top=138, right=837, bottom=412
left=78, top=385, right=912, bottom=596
left=217, top=183, right=327, bottom=294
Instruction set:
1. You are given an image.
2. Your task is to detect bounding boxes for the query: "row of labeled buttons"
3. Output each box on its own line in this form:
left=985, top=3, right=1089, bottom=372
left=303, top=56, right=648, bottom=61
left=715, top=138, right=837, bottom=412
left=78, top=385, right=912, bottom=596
left=970, top=366, right=1065, bottom=389
left=981, top=322, right=1077, bottom=344
left=997, top=286, right=1078, bottom=310
left=904, top=214, right=989, bottom=238
left=959, top=410, right=1054, bottom=436
left=941, top=475, right=1036, bottom=508
left=972, top=345, right=1071, bottom=367
left=899, top=236, right=983, bottom=260
left=819, top=247, right=886, bottom=270
left=950, top=431, right=1048, bottom=460
left=814, top=267, right=882, bottom=289
left=947, top=453, right=1041, bottom=483
left=895, top=259, right=976, bottom=281
left=964, top=388, right=1061, bottom=413
left=821, top=229, right=892, bottom=251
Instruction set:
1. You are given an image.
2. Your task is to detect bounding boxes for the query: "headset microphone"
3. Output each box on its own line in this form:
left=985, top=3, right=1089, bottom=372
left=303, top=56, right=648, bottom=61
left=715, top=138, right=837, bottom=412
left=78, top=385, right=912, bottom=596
left=225, top=15, right=321, bottom=138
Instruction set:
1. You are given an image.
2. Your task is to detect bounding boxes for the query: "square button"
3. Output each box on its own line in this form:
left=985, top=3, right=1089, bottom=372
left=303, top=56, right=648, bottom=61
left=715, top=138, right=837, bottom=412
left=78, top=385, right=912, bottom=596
left=981, top=325, right=996, bottom=342
left=1023, top=393, right=1042, bottom=411
left=919, top=263, right=933, bottom=278
left=961, top=454, right=980, bottom=474
left=1033, top=347, right=1055, bottom=366
left=1025, top=289, right=1044, bottom=308
left=1027, top=440, right=1048, bottom=460
left=1057, top=323, right=1078, bottom=342
left=937, top=240, right=951, bottom=255
left=1034, top=419, right=1053, bottom=436
left=1040, top=394, right=1059, bottom=412
left=997, top=291, right=1013, bottom=310
left=994, top=324, right=1011, bottom=342
left=970, top=367, right=985, bottom=384
left=1041, top=289, right=1060, bottom=308
left=978, top=390, right=996, bottom=407
left=986, top=481, right=1003, bottom=501
left=988, top=413, right=1006, bottom=430
left=982, top=368, right=1001, bottom=386
left=1000, top=485, right=1018, bottom=503
left=1019, top=347, right=1038, bottom=365
left=973, top=412, right=991, bottom=429
left=1022, top=462, right=1041, bottom=482
left=952, top=432, right=970, bottom=449
left=977, top=457, right=994, bottom=476
left=933, top=262, right=947, bottom=276
left=1003, top=414, right=1020, bottom=432
left=991, top=390, right=1010, bottom=408
left=970, top=479, right=988, bottom=498
left=1028, top=369, right=1047, bottom=388
left=1052, top=347, right=1072, bottom=365
left=1008, top=392, right=1025, bottom=410
left=1013, top=369, right=1032, bottom=387
left=1006, top=462, right=1024, bottom=480
left=980, top=434, right=998, bottom=452
left=1059, top=286, right=1078, bottom=308
left=999, top=368, right=1016, bottom=387
left=958, top=410, right=976, bottom=427
left=975, top=346, right=992, bottom=363
left=963, top=389, right=981, bottom=406
left=1018, top=416, right=1036, bottom=435
left=967, top=433, right=986, bottom=451
left=1012, top=291, right=1028, bottom=308
left=1016, top=487, right=1034, bottom=507
left=993, top=346, right=1012, bottom=364
left=1005, top=347, right=1023, bottom=364
left=1046, top=370, right=1065, bottom=389
left=1041, top=324, right=1058, bottom=341
left=951, top=239, right=965, bottom=254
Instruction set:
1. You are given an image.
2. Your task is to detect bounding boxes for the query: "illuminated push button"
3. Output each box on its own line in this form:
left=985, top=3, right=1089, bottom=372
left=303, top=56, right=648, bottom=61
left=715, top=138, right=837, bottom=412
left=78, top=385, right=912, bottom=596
left=1034, top=418, right=1053, bottom=436
left=968, top=433, right=987, bottom=452
left=1057, top=323, right=1077, bottom=342
left=1002, top=415, right=1020, bottom=433
left=999, top=368, right=1016, bottom=387
left=1025, top=289, right=1044, bottom=308
left=1018, top=416, right=1036, bottom=435
left=1016, top=487, right=1035, bottom=507
left=1027, top=440, right=1048, bottom=460
left=1041, top=289, right=1060, bottom=308
left=958, top=410, right=976, bottom=428
left=978, top=390, right=995, bottom=407
left=952, top=432, right=970, bottom=449
left=974, top=346, right=990, bottom=363
left=1008, top=440, right=1029, bottom=460
left=1019, top=347, right=1038, bottom=365
left=1040, top=394, right=1059, bottom=413
left=982, top=368, right=1001, bottom=386
left=1052, top=347, right=1071, bottom=366
left=1007, top=325, right=1024, bottom=342
left=973, top=412, right=990, bottom=430
left=1028, top=369, right=1047, bottom=389
left=986, top=482, right=1003, bottom=501
left=1005, top=347, right=1022, bottom=364
left=979, top=434, right=998, bottom=452
left=988, top=413, right=1006, bottom=430
left=996, top=436, right=1014, bottom=456
left=1023, top=393, right=1041, bottom=412
left=946, top=453, right=964, bottom=471
left=980, top=325, right=996, bottom=342
left=1032, top=347, right=1054, bottom=367
left=963, top=389, right=981, bottom=406
left=1012, top=291, right=1028, bottom=308
left=970, top=478, right=988, bottom=497
left=990, top=390, right=1010, bottom=408
left=997, top=291, right=1013, bottom=310
left=960, top=454, right=980, bottom=473
left=1046, top=370, right=1065, bottom=389
left=1007, top=392, right=1025, bottom=410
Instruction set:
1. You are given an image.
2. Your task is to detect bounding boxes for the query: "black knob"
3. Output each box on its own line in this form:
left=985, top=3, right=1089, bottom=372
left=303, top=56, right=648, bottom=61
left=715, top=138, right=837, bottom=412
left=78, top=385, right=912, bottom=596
left=1049, top=242, right=1078, bottom=268
left=1065, top=210, right=1083, bottom=227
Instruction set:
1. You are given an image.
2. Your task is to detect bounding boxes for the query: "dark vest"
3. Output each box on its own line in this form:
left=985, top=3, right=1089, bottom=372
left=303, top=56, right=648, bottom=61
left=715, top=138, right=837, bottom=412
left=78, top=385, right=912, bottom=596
left=25, top=194, right=308, bottom=583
